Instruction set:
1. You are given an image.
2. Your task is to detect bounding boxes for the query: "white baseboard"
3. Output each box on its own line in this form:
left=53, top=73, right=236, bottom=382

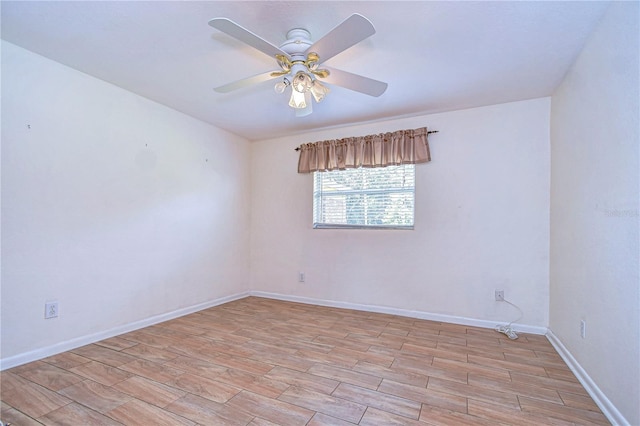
left=0, top=291, right=249, bottom=371
left=249, top=291, right=548, bottom=335
left=546, top=329, right=628, bottom=426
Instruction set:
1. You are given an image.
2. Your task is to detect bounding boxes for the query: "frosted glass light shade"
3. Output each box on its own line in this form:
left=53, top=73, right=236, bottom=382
left=289, top=88, right=307, bottom=108
left=292, top=71, right=312, bottom=93
left=310, top=80, right=330, bottom=102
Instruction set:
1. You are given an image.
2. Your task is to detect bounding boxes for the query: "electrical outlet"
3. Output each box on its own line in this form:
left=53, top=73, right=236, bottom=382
left=45, top=302, right=59, bottom=319
left=495, top=290, right=504, bottom=301
left=580, top=320, right=586, bottom=338
left=298, top=272, right=305, bottom=282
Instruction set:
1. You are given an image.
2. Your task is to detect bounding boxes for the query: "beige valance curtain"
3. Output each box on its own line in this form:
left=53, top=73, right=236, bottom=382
left=297, top=127, right=431, bottom=173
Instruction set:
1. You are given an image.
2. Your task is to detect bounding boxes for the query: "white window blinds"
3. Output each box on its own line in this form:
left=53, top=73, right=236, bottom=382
left=313, top=165, right=415, bottom=229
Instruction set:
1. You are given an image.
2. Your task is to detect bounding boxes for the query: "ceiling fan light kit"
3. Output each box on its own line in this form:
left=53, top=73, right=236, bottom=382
left=208, top=14, right=387, bottom=117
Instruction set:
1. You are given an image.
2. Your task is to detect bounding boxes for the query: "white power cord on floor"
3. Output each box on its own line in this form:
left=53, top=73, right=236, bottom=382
left=495, top=298, right=523, bottom=340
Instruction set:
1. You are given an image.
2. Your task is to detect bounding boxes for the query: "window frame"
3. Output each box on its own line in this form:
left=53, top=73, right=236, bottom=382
left=312, top=164, right=416, bottom=230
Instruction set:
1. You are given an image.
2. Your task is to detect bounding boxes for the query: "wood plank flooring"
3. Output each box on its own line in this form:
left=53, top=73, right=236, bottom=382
left=1, top=297, right=609, bottom=425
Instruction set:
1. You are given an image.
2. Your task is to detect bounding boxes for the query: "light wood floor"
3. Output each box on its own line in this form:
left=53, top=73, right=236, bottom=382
left=1, top=297, right=608, bottom=425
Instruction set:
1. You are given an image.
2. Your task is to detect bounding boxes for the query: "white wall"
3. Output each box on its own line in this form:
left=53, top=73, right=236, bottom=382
left=251, top=98, right=550, bottom=329
left=1, top=41, right=251, bottom=364
left=549, top=2, right=639, bottom=424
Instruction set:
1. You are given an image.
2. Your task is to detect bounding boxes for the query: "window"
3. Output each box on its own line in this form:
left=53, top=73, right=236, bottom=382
left=313, top=165, right=415, bottom=229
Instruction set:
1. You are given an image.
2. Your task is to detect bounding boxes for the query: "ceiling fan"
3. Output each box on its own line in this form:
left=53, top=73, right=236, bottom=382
left=208, top=14, right=388, bottom=116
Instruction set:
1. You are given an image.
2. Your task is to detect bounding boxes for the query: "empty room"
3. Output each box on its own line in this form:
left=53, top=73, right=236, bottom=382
left=1, top=1, right=638, bottom=425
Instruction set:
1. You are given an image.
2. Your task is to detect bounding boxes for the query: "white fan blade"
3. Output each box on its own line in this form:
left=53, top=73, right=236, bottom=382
left=305, top=14, right=376, bottom=63
left=324, top=67, right=387, bottom=97
left=209, top=18, right=288, bottom=59
left=214, top=71, right=278, bottom=93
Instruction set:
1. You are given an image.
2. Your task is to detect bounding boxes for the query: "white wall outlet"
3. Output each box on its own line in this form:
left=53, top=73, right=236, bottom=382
left=298, top=272, right=305, bottom=282
left=580, top=320, right=586, bottom=338
left=495, top=290, right=504, bottom=301
left=45, top=302, right=59, bottom=319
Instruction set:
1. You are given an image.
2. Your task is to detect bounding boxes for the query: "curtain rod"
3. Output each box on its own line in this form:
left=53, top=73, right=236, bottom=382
left=294, top=130, right=439, bottom=151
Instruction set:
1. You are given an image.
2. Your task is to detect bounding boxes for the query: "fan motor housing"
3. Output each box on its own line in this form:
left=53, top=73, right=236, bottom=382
left=279, top=28, right=312, bottom=56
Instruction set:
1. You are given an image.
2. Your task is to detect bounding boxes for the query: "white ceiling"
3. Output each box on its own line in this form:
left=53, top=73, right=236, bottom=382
left=1, top=1, right=610, bottom=141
